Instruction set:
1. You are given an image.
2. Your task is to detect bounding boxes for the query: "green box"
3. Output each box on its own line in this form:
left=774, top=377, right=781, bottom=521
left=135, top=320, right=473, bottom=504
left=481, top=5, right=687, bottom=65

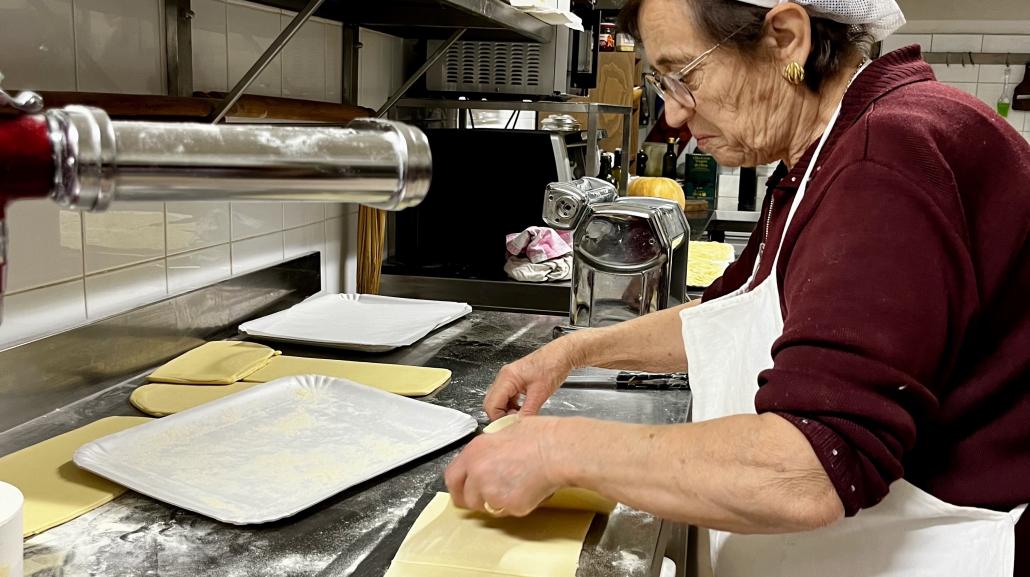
left=685, top=153, right=719, bottom=209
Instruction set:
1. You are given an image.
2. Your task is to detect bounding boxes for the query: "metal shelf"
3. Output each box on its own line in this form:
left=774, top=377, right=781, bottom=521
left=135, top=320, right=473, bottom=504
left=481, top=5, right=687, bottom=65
left=395, top=98, right=630, bottom=115
left=922, top=52, right=1030, bottom=66
left=393, top=97, right=633, bottom=188
left=183, top=0, right=555, bottom=123
left=250, top=0, right=554, bottom=42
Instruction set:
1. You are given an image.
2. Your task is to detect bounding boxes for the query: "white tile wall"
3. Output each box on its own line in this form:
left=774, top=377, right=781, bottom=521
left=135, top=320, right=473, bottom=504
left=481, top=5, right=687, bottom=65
left=0, top=0, right=404, bottom=348
left=285, top=221, right=325, bottom=256
left=975, top=82, right=1006, bottom=107
left=342, top=206, right=359, bottom=294
left=227, top=0, right=282, bottom=97
left=167, top=244, right=232, bottom=294
left=358, top=28, right=404, bottom=110
left=83, top=203, right=166, bottom=274
left=930, top=63, right=979, bottom=83
left=74, top=0, right=164, bottom=94
left=284, top=222, right=326, bottom=269
left=284, top=203, right=325, bottom=229
left=282, top=12, right=325, bottom=100
left=879, top=28, right=1030, bottom=143
left=981, top=35, right=1030, bottom=54
left=231, top=202, right=283, bottom=241
left=930, top=34, right=984, bottom=53
left=326, top=204, right=346, bottom=219
left=948, top=82, right=980, bottom=97
left=1004, top=110, right=1028, bottom=132
left=983, top=85, right=1024, bottom=116
left=325, top=23, right=343, bottom=103
left=0, top=0, right=76, bottom=91
left=167, top=202, right=231, bottom=255
left=979, top=65, right=1026, bottom=85
left=5, top=200, right=83, bottom=293
left=325, top=217, right=344, bottom=294
left=85, top=260, right=167, bottom=318
left=0, top=281, right=86, bottom=347
left=191, top=0, right=229, bottom=93
left=880, top=34, right=932, bottom=54
left=230, top=231, right=284, bottom=275
left=717, top=174, right=740, bottom=211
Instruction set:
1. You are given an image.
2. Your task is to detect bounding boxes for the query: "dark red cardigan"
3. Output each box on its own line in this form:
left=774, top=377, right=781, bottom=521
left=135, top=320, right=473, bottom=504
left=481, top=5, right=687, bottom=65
left=704, top=46, right=1030, bottom=573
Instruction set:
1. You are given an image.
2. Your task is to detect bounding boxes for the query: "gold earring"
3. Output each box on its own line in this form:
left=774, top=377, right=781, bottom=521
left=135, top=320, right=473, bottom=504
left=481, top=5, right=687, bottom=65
left=783, top=61, right=805, bottom=85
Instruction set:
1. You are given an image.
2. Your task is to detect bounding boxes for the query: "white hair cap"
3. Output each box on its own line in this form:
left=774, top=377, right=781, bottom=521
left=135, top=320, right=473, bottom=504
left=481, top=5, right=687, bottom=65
left=735, top=0, right=905, bottom=41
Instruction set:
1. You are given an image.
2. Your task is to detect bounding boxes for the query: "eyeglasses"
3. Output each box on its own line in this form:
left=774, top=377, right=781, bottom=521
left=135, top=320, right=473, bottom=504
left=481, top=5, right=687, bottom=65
left=644, top=22, right=750, bottom=109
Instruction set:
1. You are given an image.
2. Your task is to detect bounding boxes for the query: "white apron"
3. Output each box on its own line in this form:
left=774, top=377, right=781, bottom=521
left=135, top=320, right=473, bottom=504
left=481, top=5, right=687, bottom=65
left=679, top=69, right=1026, bottom=576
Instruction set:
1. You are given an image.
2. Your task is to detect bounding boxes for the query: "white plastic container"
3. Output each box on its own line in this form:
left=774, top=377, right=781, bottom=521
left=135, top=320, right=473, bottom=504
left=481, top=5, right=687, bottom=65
left=0, top=481, right=23, bottom=577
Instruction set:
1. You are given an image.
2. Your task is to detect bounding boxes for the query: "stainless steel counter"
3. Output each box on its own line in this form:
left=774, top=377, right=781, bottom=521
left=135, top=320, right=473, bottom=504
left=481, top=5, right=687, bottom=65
left=10, top=309, right=691, bottom=577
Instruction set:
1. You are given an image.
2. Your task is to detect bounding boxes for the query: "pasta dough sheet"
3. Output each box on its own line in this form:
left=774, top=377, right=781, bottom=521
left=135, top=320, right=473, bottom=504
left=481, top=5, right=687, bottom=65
left=687, top=241, right=735, bottom=288
left=385, top=492, right=595, bottom=577
left=242, top=356, right=451, bottom=396
left=132, top=358, right=452, bottom=416
left=0, top=416, right=152, bottom=537
left=130, top=381, right=260, bottom=417
left=148, top=341, right=278, bottom=385
left=484, top=416, right=617, bottom=515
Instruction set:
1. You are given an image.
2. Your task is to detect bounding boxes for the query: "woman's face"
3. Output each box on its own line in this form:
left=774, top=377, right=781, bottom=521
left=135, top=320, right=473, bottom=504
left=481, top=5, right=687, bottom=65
left=639, top=0, right=794, bottom=167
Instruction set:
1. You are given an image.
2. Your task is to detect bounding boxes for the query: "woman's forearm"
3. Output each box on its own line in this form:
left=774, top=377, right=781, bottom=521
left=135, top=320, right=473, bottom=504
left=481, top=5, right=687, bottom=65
left=547, top=413, right=845, bottom=533
left=562, top=301, right=698, bottom=373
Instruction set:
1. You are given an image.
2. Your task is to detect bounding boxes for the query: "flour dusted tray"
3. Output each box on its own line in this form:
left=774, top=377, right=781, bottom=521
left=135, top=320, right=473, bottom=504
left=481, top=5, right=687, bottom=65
left=239, top=294, right=473, bottom=352
left=73, top=375, right=477, bottom=525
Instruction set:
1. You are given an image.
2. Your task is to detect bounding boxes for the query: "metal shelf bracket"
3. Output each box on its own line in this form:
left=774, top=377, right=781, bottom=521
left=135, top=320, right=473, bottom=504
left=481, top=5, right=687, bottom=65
left=209, top=0, right=327, bottom=123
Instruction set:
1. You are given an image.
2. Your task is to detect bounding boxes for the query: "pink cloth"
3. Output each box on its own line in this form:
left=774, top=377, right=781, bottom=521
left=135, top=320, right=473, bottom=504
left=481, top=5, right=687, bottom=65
left=505, top=227, right=573, bottom=264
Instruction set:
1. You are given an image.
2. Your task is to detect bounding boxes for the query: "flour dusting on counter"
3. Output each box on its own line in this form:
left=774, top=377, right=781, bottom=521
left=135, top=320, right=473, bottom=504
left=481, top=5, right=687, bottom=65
left=15, top=310, right=690, bottom=577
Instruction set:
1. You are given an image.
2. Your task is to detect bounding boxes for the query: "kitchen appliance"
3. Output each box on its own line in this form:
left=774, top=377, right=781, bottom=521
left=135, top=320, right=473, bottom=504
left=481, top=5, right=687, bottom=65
left=542, top=176, right=617, bottom=230
left=424, top=6, right=603, bottom=97
left=386, top=128, right=572, bottom=281
left=544, top=181, right=689, bottom=334
left=539, top=114, right=604, bottom=179
left=426, top=36, right=570, bottom=97
left=0, top=90, right=432, bottom=325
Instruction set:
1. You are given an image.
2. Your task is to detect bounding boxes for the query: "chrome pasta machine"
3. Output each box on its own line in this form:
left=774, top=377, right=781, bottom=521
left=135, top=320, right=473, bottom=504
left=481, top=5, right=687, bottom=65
left=0, top=87, right=431, bottom=325
left=543, top=177, right=689, bottom=336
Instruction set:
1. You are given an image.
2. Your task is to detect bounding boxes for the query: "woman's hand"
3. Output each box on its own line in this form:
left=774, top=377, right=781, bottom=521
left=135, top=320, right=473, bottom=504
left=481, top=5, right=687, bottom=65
left=482, top=340, right=579, bottom=420
left=444, top=416, right=564, bottom=517
left=482, top=301, right=695, bottom=421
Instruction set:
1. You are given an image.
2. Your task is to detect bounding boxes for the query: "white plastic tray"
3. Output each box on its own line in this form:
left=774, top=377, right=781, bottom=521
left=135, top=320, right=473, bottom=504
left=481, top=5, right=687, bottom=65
left=239, top=294, right=473, bottom=352
left=74, top=375, right=477, bottom=525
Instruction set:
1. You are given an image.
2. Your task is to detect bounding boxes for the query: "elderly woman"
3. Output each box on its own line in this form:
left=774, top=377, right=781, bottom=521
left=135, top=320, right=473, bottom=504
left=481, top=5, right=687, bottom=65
left=445, top=0, right=1030, bottom=574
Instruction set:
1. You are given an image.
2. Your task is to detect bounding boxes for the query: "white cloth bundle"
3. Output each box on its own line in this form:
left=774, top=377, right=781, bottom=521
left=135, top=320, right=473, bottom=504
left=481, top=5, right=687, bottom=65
left=735, top=0, right=905, bottom=40
left=504, top=255, right=573, bottom=283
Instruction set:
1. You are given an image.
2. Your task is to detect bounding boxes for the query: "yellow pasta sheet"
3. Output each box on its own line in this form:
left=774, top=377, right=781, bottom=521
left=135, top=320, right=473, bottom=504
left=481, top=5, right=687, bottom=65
left=243, top=356, right=451, bottom=396
left=385, top=492, right=595, bottom=577
left=0, top=416, right=151, bottom=537
left=148, top=341, right=278, bottom=385
left=130, top=381, right=260, bottom=416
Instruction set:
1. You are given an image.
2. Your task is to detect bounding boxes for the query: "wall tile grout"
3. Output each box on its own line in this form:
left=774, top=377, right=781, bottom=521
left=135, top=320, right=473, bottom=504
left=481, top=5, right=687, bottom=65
left=163, top=202, right=170, bottom=295
left=223, top=0, right=231, bottom=91
left=82, top=256, right=168, bottom=279
left=7, top=276, right=87, bottom=298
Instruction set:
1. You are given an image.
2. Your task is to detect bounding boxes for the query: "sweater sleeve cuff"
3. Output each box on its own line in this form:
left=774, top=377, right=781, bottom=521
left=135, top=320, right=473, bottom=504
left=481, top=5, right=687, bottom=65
left=774, top=411, right=871, bottom=517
